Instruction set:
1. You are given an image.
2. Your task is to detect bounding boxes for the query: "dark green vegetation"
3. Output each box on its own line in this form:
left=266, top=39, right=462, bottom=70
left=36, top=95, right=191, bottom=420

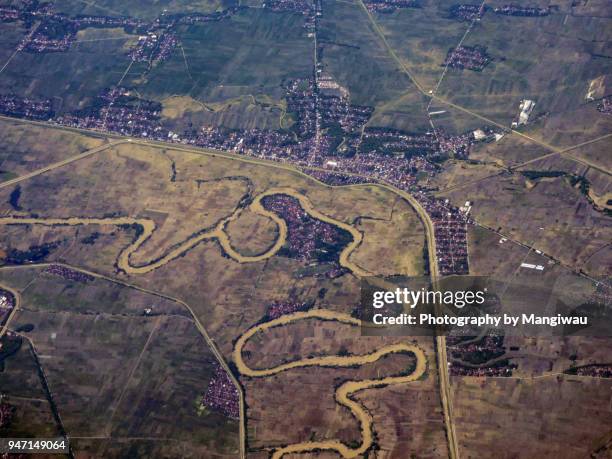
left=0, top=334, right=22, bottom=371
left=8, top=185, right=21, bottom=210
left=4, top=241, right=62, bottom=264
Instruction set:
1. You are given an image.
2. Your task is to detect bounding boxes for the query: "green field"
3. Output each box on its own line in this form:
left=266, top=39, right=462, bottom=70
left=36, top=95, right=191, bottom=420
left=373, top=0, right=468, bottom=91
left=0, top=29, right=135, bottom=113
left=0, top=7, right=312, bottom=130
left=53, top=0, right=234, bottom=20
left=318, top=0, right=431, bottom=132
left=134, top=9, right=312, bottom=99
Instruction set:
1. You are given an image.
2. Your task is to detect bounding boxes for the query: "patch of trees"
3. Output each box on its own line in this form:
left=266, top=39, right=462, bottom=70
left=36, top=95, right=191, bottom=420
left=8, top=185, right=21, bottom=211
left=0, top=334, right=22, bottom=371
left=520, top=170, right=565, bottom=180
left=5, top=241, right=61, bottom=264
left=80, top=231, right=101, bottom=245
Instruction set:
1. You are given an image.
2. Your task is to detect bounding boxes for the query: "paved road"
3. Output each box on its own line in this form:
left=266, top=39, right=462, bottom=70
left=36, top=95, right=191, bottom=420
left=381, top=185, right=460, bottom=459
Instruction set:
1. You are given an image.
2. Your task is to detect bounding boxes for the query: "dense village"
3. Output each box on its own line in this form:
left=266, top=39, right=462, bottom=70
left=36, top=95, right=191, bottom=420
left=364, top=0, right=419, bottom=14
left=566, top=364, right=612, bottom=378
left=0, top=73, right=477, bottom=277
left=0, top=0, right=581, bottom=289
left=597, top=96, right=612, bottom=115
left=43, top=264, right=95, bottom=283
left=261, top=194, right=352, bottom=277
left=201, top=362, right=240, bottom=420
left=266, top=301, right=310, bottom=320
left=450, top=3, right=551, bottom=21
left=0, top=396, right=14, bottom=430
left=444, top=45, right=491, bottom=72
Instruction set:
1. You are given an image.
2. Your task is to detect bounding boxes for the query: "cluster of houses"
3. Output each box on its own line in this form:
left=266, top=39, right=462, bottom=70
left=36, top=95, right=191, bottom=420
left=261, top=194, right=351, bottom=268
left=450, top=360, right=516, bottom=376
left=567, top=364, right=612, bottom=378
left=364, top=0, right=420, bottom=14
left=43, top=264, right=94, bottom=283
left=265, top=0, right=315, bottom=14
left=0, top=288, right=16, bottom=327
left=492, top=4, right=550, bottom=17
left=0, top=94, right=53, bottom=120
left=306, top=169, right=369, bottom=186
left=266, top=301, right=309, bottom=319
left=444, top=45, right=491, bottom=72
left=130, top=32, right=178, bottom=64
left=416, top=193, right=470, bottom=275
left=449, top=3, right=485, bottom=21
left=448, top=335, right=505, bottom=362
left=202, top=363, right=240, bottom=419
left=0, top=396, right=14, bottom=429
left=55, top=87, right=163, bottom=137
left=450, top=3, right=549, bottom=21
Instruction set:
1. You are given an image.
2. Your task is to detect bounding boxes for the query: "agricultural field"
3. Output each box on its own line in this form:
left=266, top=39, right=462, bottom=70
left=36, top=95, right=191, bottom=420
left=0, top=0, right=610, bottom=456
left=438, top=7, right=611, bottom=119
left=137, top=9, right=312, bottom=101
left=53, top=0, right=232, bottom=20
left=0, top=265, right=239, bottom=457
left=0, top=121, right=427, bottom=349
left=373, top=0, right=469, bottom=91
left=452, top=375, right=612, bottom=458
left=0, top=119, right=434, bottom=457
left=0, top=119, right=108, bottom=182
left=465, top=222, right=612, bottom=372
left=0, top=30, right=137, bottom=113
left=243, top=319, right=447, bottom=457
left=318, top=0, right=432, bottom=133
left=0, top=339, right=63, bottom=441
left=0, top=4, right=312, bottom=132
left=441, top=167, right=612, bottom=278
